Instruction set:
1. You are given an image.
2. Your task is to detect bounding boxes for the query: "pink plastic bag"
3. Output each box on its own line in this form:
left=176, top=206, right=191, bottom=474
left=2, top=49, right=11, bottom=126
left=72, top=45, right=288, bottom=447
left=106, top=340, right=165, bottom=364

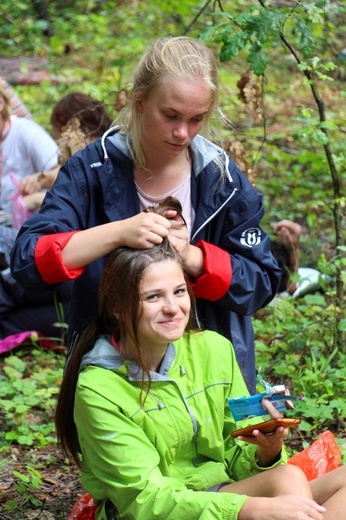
left=11, top=193, right=35, bottom=229
left=288, top=430, right=341, bottom=480
left=0, top=330, right=65, bottom=355
left=9, top=173, right=36, bottom=229
left=0, top=331, right=38, bottom=355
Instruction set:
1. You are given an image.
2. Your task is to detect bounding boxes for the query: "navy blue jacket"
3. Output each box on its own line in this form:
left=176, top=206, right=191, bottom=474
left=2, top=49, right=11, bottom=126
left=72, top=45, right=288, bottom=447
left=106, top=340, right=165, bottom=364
left=11, top=131, right=281, bottom=392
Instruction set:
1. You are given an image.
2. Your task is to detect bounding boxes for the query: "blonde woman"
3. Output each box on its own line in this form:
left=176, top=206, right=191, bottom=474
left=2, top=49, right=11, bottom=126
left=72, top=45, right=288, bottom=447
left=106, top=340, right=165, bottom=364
left=12, top=37, right=281, bottom=393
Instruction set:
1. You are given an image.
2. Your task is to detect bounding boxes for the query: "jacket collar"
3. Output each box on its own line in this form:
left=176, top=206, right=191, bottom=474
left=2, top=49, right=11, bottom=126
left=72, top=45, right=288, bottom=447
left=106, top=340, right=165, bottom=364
left=102, top=127, right=232, bottom=181
left=80, top=335, right=177, bottom=381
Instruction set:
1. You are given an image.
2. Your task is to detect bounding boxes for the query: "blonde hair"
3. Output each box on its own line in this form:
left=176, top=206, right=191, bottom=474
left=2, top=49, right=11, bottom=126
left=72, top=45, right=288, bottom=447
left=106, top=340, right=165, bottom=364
left=0, top=85, right=11, bottom=120
left=115, top=36, right=219, bottom=169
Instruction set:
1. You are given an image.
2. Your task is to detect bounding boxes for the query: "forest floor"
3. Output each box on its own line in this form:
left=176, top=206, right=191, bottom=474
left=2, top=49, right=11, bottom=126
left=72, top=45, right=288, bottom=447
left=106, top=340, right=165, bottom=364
left=0, top=441, right=82, bottom=520
left=0, top=346, right=82, bottom=520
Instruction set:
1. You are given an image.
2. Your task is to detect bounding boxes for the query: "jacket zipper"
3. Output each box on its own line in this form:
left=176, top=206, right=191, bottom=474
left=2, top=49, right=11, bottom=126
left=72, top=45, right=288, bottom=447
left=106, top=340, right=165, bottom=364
left=191, top=187, right=238, bottom=242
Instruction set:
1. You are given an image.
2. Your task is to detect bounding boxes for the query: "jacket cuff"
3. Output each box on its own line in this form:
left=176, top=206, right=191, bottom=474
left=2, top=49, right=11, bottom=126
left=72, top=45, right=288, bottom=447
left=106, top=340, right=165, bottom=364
left=191, top=240, right=232, bottom=301
left=35, top=231, right=86, bottom=283
left=252, top=447, right=288, bottom=472
left=222, top=495, right=249, bottom=520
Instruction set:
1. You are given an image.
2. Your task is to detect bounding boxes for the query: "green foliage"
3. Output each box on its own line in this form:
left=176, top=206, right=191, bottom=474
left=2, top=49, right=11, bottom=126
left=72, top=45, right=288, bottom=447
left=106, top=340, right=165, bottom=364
left=254, top=281, right=346, bottom=442
left=5, top=466, right=44, bottom=511
left=202, top=1, right=333, bottom=76
left=0, top=349, right=64, bottom=449
left=207, top=8, right=285, bottom=75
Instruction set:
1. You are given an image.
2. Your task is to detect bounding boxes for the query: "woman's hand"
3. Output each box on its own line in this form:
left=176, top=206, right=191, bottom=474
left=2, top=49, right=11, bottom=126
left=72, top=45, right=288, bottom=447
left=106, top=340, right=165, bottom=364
left=239, top=495, right=326, bottom=520
left=237, top=399, right=287, bottom=467
left=62, top=212, right=171, bottom=269
left=274, top=219, right=301, bottom=250
left=164, top=209, right=204, bottom=279
left=164, top=209, right=189, bottom=259
left=22, top=192, right=45, bottom=211
left=19, top=172, right=43, bottom=195
left=19, top=166, right=60, bottom=195
left=121, top=212, right=172, bottom=249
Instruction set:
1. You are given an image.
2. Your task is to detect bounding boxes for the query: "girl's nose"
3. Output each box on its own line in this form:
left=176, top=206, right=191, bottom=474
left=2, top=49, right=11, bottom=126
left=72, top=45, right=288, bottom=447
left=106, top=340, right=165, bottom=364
left=173, top=122, right=188, bottom=139
left=163, top=297, right=178, bottom=313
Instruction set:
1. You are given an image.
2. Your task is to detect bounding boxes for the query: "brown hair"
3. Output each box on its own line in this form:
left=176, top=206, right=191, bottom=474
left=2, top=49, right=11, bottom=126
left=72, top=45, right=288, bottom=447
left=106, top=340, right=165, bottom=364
left=55, top=197, right=196, bottom=466
left=270, top=241, right=292, bottom=292
left=50, top=91, right=112, bottom=139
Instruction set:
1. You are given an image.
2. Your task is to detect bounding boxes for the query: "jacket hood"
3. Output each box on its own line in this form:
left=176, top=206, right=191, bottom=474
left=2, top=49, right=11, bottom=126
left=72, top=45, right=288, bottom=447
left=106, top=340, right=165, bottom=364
left=79, top=335, right=178, bottom=382
left=101, top=127, right=232, bottom=181
left=79, top=335, right=121, bottom=372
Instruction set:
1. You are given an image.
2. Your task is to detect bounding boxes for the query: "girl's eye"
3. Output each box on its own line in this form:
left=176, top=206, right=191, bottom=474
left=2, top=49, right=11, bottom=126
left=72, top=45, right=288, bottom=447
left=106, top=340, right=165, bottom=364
left=191, top=116, right=204, bottom=123
left=175, top=288, right=186, bottom=296
left=146, top=294, right=160, bottom=301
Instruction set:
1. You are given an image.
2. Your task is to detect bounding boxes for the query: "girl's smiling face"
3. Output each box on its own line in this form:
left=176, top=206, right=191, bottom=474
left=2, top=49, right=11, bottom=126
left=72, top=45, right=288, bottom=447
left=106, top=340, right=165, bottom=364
left=136, top=259, right=191, bottom=351
left=137, top=77, right=212, bottom=160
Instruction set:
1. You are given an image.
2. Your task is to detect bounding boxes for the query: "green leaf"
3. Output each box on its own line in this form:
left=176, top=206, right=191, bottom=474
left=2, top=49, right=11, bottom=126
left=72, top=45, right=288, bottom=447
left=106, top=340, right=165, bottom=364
left=5, top=356, right=26, bottom=373
left=304, top=3, right=324, bottom=24
left=314, top=129, right=329, bottom=145
left=295, top=18, right=315, bottom=57
left=299, top=420, right=313, bottom=432
left=13, top=471, right=30, bottom=483
left=247, top=46, right=270, bottom=76
left=320, top=121, right=338, bottom=131
left=338, top=319, right=346, bottom=332
left=220, top=31, right=249, bottom=60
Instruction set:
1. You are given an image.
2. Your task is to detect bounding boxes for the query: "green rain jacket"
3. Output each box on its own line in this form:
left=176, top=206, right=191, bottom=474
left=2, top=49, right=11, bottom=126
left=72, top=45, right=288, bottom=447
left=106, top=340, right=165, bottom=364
left=74, top=330, right=287, bottom=519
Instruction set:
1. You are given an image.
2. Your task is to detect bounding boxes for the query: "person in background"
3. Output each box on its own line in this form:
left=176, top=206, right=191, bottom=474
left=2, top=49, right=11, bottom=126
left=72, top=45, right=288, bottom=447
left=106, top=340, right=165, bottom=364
left=0, top=75, right=32, bottom=119
left=11, top=36, right=281, bottom=393
left=51, top=91, right=112, bottom=142
left=0, top=85, right=58, bottom=215
left=55, top=201, right=346, bottom=519
left=19, top=91, right=113, bottom=205
left=271, top=219, right=325, bottom=298
left=0, top=92, right=112, bottom=344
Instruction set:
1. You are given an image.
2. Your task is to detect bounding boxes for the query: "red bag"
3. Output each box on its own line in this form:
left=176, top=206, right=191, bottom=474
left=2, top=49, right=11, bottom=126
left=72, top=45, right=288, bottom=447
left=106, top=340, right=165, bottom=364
left=288, top=430, right=341, bottom=481
left=67, top=493, right=98, bottom=520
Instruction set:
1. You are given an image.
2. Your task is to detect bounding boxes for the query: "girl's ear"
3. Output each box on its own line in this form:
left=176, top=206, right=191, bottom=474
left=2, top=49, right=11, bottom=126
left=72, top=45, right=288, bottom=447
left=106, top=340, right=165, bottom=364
left=136, top=99, right=144, bottom=114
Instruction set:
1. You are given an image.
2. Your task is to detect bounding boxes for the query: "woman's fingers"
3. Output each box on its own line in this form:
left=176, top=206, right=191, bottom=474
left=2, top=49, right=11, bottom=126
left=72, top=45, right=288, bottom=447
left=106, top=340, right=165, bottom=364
left=123, top=213, right=171, bottom=248
left=261, top=398, right=283, bottom=419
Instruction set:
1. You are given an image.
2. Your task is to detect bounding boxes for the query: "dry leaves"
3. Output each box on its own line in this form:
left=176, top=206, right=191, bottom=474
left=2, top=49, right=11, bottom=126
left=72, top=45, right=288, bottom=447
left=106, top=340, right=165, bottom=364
left=237, top=69, right=263, bottom=123
left=114, top=88, right=130, bottom=112
left=223, top=136, right=257, bottom=187
left=57, top=118, right=89, bottom=164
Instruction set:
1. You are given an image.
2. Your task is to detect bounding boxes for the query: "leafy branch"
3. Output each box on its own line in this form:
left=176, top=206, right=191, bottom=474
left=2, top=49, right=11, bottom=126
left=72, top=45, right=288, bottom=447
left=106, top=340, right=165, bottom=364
left=195, top=0, right=344, bottom=344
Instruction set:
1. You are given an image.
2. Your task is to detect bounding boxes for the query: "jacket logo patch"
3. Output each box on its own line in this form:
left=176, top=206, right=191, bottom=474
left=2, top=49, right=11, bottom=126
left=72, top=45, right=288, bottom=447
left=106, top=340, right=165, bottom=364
left=90, top=162, right=102, bottom=168
left=240, top=227, right=262, bottom=247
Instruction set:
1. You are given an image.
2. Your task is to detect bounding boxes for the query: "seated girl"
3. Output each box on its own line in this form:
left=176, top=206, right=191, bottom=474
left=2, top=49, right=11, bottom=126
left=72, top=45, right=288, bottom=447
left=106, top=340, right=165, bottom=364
left=55, top=200, right=346, bottom=520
